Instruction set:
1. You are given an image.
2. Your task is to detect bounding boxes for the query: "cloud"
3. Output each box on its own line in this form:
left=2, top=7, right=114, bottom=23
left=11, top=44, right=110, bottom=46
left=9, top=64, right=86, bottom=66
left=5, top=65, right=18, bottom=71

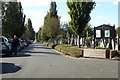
left=96, top=3, right=101, bottom=7
left=95, top=16, right=109, bottom=20
left=113, top=0, right=120, bottom=5
left=90, top=21, right=118, bottom=29
left=23, top=10, right=46, bottom=32
left=60, top=16, right=70, bottom=23
left=21, top=0, right=51, bottom=7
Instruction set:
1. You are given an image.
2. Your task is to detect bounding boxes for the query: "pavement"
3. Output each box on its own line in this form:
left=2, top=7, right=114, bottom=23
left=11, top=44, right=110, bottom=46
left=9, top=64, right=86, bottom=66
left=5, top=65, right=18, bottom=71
left=0, top=43, right=119, bottom=78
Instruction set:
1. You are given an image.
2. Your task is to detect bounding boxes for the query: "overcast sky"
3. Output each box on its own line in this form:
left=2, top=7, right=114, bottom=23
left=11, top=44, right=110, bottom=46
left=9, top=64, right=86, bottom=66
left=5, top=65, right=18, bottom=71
left=20, top=0, right=119, bottom=32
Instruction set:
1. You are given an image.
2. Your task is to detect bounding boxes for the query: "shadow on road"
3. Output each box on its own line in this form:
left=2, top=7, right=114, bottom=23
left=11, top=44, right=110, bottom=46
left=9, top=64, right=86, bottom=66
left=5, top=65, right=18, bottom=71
left=23, top=50, right=60, bottom=55
left=32, top=46, right=52, bottom=49
left=2, top=53, right=31, bottom=58
left=0, top=62, right=21, bottom=74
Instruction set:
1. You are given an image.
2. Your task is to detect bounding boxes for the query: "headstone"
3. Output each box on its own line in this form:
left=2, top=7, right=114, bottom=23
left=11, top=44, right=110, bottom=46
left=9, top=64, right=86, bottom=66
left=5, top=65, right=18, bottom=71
left=100, top=39, right=104, bottom=48
left=60, top=40, right=63, bottom=44
left=115, top=44, right=118, bottom=50
left=115, top=34, right=119, bottom=50
left=77, top=35, right=80, bottom=46
left=80, top=38, right=82, bottom=45
left=112, top=39, right=115, bottom=50
left=106, top=43, right=109, bottom=48
left=74, top=39, right=77, bottom=45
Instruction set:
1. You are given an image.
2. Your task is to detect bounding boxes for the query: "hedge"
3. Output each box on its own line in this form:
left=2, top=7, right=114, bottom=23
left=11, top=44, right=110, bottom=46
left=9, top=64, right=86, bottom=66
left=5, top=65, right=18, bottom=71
left=49, top=43, right=58, bottom=49
left=55, top=44, right=83, bottom=58
left=43, top=42, right=49, bottom=46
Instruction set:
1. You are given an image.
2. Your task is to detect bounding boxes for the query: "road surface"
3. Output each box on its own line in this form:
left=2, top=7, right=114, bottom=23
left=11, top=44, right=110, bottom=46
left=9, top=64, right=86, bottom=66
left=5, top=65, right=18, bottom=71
left=1, top=43, right=119, bottom=78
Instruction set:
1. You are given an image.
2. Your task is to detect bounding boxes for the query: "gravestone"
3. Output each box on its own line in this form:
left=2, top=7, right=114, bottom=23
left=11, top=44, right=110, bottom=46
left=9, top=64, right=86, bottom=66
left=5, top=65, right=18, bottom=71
left=112, top=39, right=115, bottom=50
left=106, top=43, right=109, bottom=48
left=115, top=34, right=120, bottom=50
left=100, top=39, right=104, bottom=48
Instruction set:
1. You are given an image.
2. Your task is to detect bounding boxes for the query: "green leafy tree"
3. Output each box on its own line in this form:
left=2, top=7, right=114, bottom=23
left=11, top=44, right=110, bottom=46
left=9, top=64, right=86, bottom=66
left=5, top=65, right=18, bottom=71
left=2, top=2, right=26, bottom=38
left=116, top=27, right=120, bottom=37
left=66, top=1, right=95, bottom=47
left=82, top=24, right=94, bottom=38
left=37, top=27, right=42, bottom=41
left=42, top=16, right=60, bottom=40
left=41, top=1, right=60, bottom=41
left=60, top=22, right=73, bottom=43
left=49, top=1, right=58, bottom=18
left=22, top=18, right=35, bottom=40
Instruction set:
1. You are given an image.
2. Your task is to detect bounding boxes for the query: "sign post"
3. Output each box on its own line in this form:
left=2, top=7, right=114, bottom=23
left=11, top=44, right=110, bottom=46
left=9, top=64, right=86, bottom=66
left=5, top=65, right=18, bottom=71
left=94, top=24, right=116, bottom=49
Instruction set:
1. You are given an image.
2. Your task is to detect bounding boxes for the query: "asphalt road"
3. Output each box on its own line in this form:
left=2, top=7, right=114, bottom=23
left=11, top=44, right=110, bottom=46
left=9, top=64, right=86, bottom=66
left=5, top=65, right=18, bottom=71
left=1, top=43, right=119, bottom=78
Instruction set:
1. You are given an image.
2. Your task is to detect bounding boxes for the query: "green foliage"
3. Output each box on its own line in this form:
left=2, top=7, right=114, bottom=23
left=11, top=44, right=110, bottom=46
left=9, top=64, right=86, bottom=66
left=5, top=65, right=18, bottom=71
left=83, top=24, right=94, bottom=37
left=55, top=44, right=83, bottom=57
left=96, top=45, right=109, bottom=49
left=43, top=42, right=49, bottom=46
left=56, top=28, right=66, bottom=40
left=55, top=44, right=65, bottom=52
left=49, top=2, right=58, bottom=18
left=116, top=27, right=120, bottom=36
left=60, top=22, right=73, bottom=41
left=48, top=43, right=57, bottom=49
left=21, top=18, right=35, bottom=40
left=87, top=37, right=92, bottom=40
left=37, top=27, right=42, bottom=41
left=2, top=2, right=26, bottom=38
left=41, top=1, right=60, bottom=41
left=42, top=16, right=60, bottom=40
left=66, top=1, right=95, bottom=36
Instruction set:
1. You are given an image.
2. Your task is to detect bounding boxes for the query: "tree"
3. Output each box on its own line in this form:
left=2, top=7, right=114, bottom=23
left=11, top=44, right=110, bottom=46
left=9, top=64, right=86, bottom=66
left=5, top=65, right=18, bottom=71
left=37, top=27, right=42, bottom=41
left=41, top=1, right=60, bottom=41
left=2, top=2, right=26, bottom=38
left=60, top=22, right=73, bottom=44
left=22, top=18, right=35, bottom=40
left=49, top=1, right=58, bottom=18
left=42, top=16, right=60, bottom=40
left=66, top=1, right=95, bottom=47
left=116, top=27, right=120, bottom=37
left=82, top=24, right=94, bottom=38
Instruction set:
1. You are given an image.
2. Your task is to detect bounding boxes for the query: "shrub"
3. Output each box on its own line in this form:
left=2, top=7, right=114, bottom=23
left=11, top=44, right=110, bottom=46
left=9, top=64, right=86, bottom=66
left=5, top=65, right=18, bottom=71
left=49, top=43, right=57, bottom=49
left=55, top=44, right=83, bottom=58
left=55, top=44, right=65, bottom=52
left=96, top=45, right=109, bottom=49
left=43, top=42, right=49, bottom=46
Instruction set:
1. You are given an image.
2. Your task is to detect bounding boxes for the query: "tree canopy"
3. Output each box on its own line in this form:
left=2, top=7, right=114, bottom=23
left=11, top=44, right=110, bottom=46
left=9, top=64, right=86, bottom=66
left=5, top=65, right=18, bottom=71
left=2, top=2, right=26, bottom=38
left=66, top=1, right=95, bottom=36
left=22, top=18, right=35, bottom=40
left=41, top=1, right=60, bottom=41
left=116, top=27, right=120, bottom=37
left=66, top=1, right=95, bottom=47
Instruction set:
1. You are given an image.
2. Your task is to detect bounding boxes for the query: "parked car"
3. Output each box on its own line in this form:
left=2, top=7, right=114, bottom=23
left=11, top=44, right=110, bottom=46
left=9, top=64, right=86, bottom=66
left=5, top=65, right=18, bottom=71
left=19, top=39, right=25, bottom=49
left=28, top=40, right=33, bottom=44
left=23, top=39, right=29, bottom=46
left=21, top=39, right=27, bottom=47
left=0, top=36, right=11, bottom=56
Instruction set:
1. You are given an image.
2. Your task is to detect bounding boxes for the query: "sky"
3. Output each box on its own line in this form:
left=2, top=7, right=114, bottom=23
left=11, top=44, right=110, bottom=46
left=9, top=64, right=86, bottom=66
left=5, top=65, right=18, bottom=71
left=20, top=0, right=120, bottom=32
